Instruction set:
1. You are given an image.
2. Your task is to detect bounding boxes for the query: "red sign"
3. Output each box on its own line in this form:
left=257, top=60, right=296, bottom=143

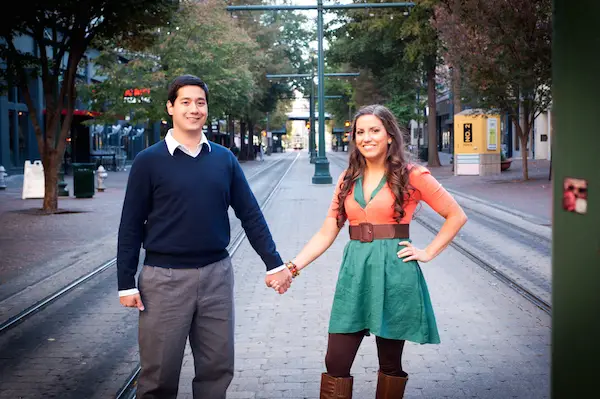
left=124, top=88, right=151, bottom=97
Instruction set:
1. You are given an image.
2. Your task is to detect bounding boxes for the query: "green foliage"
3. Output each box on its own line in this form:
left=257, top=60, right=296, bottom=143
left=401, top=0, right=440, bottom=68
left=82, top=0, right=258, bottom=125
left=324, top=2, right=440, bottom=126
left=84, top=1, right=315, bottom=130
left=386, top=92, right=421, bottom=127
left=326, top=6, right=419, bottom=105
left=435, top=0, right=552, bottom=119
left=0, top=0, right=177, bottom=93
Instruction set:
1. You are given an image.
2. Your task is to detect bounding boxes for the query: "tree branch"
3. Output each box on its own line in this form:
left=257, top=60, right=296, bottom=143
left=52, top=31, right=71, bottom=79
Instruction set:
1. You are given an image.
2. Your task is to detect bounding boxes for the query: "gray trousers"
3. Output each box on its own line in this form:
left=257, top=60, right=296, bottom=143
left=136, top=258, right=234, bottom=399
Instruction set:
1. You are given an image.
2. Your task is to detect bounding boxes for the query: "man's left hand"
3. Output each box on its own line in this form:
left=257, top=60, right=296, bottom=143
left=265, top=268, right=293, bottom=294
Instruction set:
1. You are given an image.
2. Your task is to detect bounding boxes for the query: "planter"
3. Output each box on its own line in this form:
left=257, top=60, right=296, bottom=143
left=501, top=159, right=512, bottom=171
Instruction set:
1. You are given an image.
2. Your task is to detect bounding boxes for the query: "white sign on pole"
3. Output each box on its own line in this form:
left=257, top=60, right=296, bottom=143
left=22, top=160, right=45, bottom=199
left=487, top=118, right=498, bottom=151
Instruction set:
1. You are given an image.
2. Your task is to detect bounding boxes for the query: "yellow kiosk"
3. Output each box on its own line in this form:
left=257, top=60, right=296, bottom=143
left=453, top=109, right=502, bottom=176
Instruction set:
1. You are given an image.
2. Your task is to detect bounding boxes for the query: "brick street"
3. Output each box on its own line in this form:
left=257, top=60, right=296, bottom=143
left=174, top=152, right=550, bottom=399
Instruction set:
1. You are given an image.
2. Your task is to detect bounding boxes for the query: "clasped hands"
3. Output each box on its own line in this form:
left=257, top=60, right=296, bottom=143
left=264, top=267, right=293, bottom=294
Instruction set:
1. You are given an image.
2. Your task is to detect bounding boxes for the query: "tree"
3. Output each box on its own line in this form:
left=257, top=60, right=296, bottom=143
left=230, top=6, right=314, bottom=160
left=0, top=0, right=176, bottom=213
left=401, top=0, right=443, bottom=167
left=325, top=1, right=443, bottom=164
left=83, top=0, right=258, bottom=131
left=326, top=7, right=418, bottom=109
left=434, top=0, right=552, bottom=179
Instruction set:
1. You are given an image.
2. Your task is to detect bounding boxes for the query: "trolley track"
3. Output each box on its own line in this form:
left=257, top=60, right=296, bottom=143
left=327, top=153, right=552, bottom=316
left=0, top=155, right=290, bottom=336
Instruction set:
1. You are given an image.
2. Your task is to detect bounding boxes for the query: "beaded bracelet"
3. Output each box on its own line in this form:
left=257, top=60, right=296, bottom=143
left=286, top=261, right=300, bottom=278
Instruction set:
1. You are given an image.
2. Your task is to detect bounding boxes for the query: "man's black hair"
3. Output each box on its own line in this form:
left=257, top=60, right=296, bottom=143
left=167, top=75, right=209, bottom=105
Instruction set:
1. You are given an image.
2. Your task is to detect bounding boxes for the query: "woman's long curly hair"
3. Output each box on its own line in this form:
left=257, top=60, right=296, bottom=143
left=335, top=104, right=413, bottom=228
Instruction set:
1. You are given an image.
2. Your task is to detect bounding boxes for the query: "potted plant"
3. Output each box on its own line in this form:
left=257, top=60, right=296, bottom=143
left=500, top=150, right=512, bottom=171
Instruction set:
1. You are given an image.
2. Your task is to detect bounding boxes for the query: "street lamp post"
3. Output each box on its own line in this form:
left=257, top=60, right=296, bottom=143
left=228, top=2, right=415, bottom=183
left=309, top=69, right=316, bottom=163
left=312, top=0, right=331, bottom=183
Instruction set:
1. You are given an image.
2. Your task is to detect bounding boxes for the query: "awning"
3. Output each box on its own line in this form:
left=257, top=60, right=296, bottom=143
left=43, top=109, right=101, bottom=118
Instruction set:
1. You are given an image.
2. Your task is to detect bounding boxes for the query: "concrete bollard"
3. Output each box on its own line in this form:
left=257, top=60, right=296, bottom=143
left=96, top=165, right=108, bottom=192
left=0, top=165, right=7, bottom=190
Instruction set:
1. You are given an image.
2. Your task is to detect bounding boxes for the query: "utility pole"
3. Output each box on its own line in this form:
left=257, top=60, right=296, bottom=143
left=228, top=2, right=415, bottom=183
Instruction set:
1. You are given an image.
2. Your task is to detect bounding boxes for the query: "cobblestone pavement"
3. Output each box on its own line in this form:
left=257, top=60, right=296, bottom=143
left=172, top=152, right=550, bottom=399
left=0, top=152, right=295, bottom=399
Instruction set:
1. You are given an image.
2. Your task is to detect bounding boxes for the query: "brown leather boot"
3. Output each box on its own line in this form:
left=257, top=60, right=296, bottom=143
left=375, top=371, right=408, bottom=398
left=320, top=373, right=353, bottom=399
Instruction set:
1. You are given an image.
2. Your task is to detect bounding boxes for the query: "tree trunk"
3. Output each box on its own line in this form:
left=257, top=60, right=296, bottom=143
left=228, top=115, right=235, bottom=149
left=426, top=63, right=441, bottom=167
left=519, top=133, right=529, bottom=180
left=247, top=121, right=255, bottom=160
left=41, top=150, right=60, bottom=212
left=452, top=67, right=462, bottom=114
left=239, top=120, right=248, bottom=161
left=514, top=120, right=530, bottom=180
left=451, top=0, right=462, bottom=116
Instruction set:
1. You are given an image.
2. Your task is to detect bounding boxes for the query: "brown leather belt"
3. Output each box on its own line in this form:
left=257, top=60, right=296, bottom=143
left=349, top=223, right=409, bottom=243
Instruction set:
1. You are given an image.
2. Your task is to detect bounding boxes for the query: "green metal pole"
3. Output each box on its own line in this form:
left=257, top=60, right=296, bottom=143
left=266, top=73, right=359, bottom=79
left=228, top=2, right=414, bottom=184
left=226, top=3, right=415, bottom=11
left=552, top=1, right=600, bottom=397
left=309, top=69, right=316, bottom=164
left=312, top=0, right=332, bottom=184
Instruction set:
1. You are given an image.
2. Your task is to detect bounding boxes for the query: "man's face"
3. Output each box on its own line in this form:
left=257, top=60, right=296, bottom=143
left=166, top=85, right=208, bottom=133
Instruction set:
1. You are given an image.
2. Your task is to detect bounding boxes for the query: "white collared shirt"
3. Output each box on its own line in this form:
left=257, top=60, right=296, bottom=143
left=164, top=128, right=211, bottom=157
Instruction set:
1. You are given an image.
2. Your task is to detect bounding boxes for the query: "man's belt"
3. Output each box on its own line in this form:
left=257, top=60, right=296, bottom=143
left=349, top=223, right=410, bottom=243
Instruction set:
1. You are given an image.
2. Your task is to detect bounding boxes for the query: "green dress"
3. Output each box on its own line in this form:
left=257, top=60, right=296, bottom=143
left=328, top=177, right=441, bottom=344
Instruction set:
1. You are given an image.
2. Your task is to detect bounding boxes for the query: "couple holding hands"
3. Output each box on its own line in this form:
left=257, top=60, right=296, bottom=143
left=117, top=74, right=466, bottom=399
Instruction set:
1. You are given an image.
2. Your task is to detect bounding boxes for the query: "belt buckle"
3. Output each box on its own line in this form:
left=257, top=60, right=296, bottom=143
left=359, top=222, right=374, bottom=243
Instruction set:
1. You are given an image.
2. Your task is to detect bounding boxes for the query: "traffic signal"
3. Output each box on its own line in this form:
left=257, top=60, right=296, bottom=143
left=262, top=130, right=267, bottom=137
left=306, top=121, right=311, bottom=129
left=344, top=120, right=351, bottom=128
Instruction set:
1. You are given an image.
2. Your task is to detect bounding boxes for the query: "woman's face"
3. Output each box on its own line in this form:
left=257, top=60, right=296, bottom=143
left=354, top=114, right=390, bottom=162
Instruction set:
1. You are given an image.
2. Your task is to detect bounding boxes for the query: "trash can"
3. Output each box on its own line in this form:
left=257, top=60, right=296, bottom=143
left=72, top=163, right=95, bottom=198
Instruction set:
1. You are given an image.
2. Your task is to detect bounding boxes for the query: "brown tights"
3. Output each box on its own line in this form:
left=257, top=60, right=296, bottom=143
left=324, top=330, right=407, bottom=378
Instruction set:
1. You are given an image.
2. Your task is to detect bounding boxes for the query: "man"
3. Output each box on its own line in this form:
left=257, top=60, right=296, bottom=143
left=117, top=74, right=293, bottom=399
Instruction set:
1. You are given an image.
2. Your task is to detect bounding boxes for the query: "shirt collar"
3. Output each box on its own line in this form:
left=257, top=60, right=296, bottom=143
left=164, top=129, right=212, bottom=156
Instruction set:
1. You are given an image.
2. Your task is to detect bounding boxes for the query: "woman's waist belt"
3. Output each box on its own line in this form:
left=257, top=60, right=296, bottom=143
left=348, top=223, right=409, bottom=243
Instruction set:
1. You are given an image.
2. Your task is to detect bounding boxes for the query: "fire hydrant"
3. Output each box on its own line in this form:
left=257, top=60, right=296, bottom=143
left=0, top=165, right=7, bottom=190
left=96, top=165, right=108, bottom=192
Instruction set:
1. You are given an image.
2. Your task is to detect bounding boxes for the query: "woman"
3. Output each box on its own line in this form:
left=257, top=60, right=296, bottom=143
left=273, top=104, right=467, bottom=398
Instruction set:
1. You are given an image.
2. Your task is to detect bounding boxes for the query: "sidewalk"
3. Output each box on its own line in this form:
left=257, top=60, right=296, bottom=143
left=424, top=152, right=552, bottom=225
left=176, top=152, right=550, bottom=398
left=0, top=152, right=286, bottom=302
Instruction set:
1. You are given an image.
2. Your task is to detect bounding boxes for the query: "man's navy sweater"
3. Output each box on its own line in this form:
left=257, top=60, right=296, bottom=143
left=116, top=140, right=283, bottom=291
